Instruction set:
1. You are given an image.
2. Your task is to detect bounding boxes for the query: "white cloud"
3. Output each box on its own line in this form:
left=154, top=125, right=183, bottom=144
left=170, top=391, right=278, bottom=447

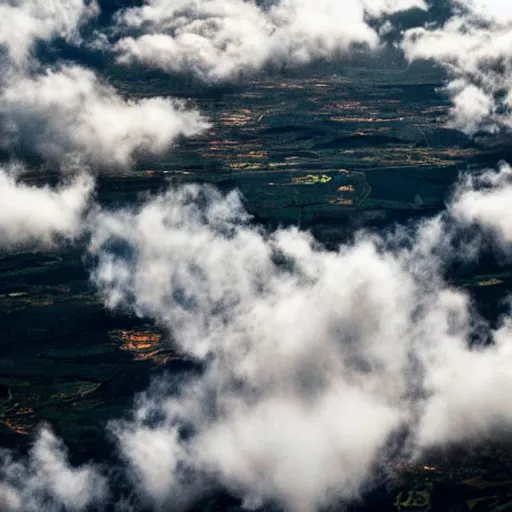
left=0, top=427, right=108, bottom=511
left=445, top=79, right=497, bottom=134
left=401, top=1, right=512, bottom=134
left=0, top=0, right=98, bottom=67
left=0, top=2, right=210, bottom=170
left=361, top=0, right=426, bottom=17
left=450, top=162, right=512, bottom=245
left=84, top=163, right=512, bottom=510
left=111, top=0, right=426, bottom=81
left=0, top=65, right=210, bottom=167
left=4, top=163, right=512, bottom=510
left=0, top=166, right=93, bottom=249
left=465, top=0, right=512, bottom=22
left=88, top=184, right=419, bottom=508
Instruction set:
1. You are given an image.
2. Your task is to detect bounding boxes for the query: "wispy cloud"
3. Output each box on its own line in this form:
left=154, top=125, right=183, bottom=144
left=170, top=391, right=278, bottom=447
left=401, top=1, right=512, bottom=134
left=0, top=427, right=107, bottom=511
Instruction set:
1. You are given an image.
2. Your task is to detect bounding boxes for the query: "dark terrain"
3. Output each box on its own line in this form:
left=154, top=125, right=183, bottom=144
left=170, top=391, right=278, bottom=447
left=3, top=57, right=512, bottom=511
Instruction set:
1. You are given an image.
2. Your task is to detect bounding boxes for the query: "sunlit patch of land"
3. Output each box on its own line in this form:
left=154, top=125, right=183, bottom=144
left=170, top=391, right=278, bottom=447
left=220, top=111, right=252, bottom=127
left=237, top=151, right=268, bottom=159
left=329, top=198, right=355, bottom=206
left=3, top=418, right=31, bottom=435
left=228, top=162, right=265, bottom=170
left=477, top=278, right=503, bottom=287
left=291, top=174, right=332, bottom=184
left=110, top=329, right=180, bottom=365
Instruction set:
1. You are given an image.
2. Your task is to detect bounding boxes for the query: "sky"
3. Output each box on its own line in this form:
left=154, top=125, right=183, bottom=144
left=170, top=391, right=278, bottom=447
left=2, top=1, right=512, bottom=511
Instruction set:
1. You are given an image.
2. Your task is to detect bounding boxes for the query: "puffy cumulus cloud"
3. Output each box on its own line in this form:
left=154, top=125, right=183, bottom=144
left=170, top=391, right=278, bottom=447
left=91, top=186, right=417, bottom=509
left=415, top=314, right=512, bottom=447
left=361, top=0, right=426, bottom=17
left=0, top=2, right=209, bottom=169
left=466, top=0, right=512, bottom=22
left=443, top=80, right=497, bottom=134
left=0, top=65, right=209, bottom=168
left=401, top=1, right=512, bottom=134
left=83, top=163, right=512, bottom=510
left=0, top=0, right=98, bottom=67
left=0, top=57, right=207, bottom=251
left=0, top=167, right=93, bottom=249
left=450, top=161, right=512, bottom=245
left=110, top=0, right=426, bottom=81
left=1, top=160, right=512, bottom=511
left=4, top=164, right=512, bottom=510
left=0, top=426, right=107, bottom=511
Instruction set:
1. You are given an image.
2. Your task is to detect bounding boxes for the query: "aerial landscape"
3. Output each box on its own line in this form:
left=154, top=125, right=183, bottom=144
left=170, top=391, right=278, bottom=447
left=3, top=0, right=512, bottom=511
